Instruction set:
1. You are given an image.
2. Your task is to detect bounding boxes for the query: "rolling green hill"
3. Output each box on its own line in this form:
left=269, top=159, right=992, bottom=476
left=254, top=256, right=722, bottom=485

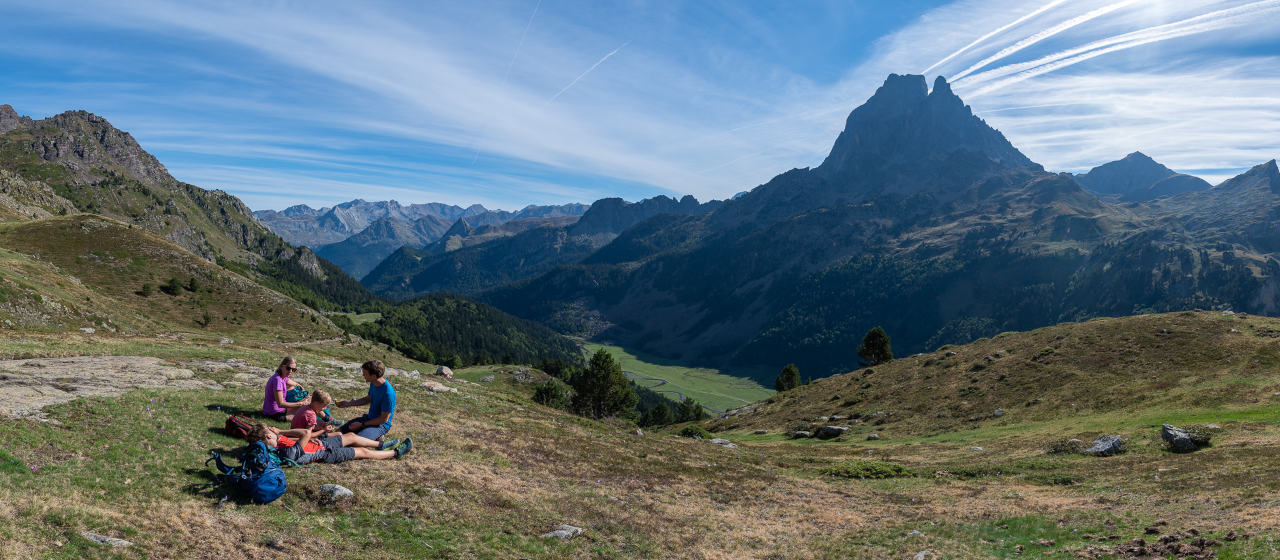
left=0, top=214, right=335, bottom=341
left=718, top=310, right=1280, bottom=439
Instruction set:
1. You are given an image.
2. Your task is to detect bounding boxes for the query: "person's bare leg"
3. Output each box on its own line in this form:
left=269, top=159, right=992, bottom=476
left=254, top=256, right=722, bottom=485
left=352, top=448, right=396, bottom=460
left=339, top=433, right=382, bottom=448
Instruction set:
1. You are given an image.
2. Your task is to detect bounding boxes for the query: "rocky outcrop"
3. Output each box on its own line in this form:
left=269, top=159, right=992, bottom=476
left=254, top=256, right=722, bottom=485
left=0, top=104, right=33, bottom=134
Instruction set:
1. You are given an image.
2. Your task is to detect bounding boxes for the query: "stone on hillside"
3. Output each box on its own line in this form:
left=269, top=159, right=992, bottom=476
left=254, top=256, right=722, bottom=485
left=866, top=433, right=881, bottom=441
left=79, top=327, right=95, bottom=334
left=1161, top=424, right=1199, bottom=453
left=318, top=484, right=354, bottom=505
left=709, top=438, right=739, bottom=449
left=816, top=425, right=849, bottom=439
left=753, top=429, right=768, bottom=435
left=219, top=337, right=233, bottom=344
left=81, top=532, right=132, bottom=547
left=422, top=380, right=457, bottom=393
left=970, top=447, right=984, bottom=452
left=634, top=429, right=644, bottom=436
left=993, top=409, right=1006, bottom=417
left=436, top=366, right=454, bottom=378
left=1205, top=424, right=1222, bottom=431
left=914, top=551, right=937, bottom=560
left=540, top=524, right=584, bottom=539
left=789, top=431, right=812, bottom=439
left=479, top=375, right=495, bottom=383
left=1086, top=435, right=1125, bottom=457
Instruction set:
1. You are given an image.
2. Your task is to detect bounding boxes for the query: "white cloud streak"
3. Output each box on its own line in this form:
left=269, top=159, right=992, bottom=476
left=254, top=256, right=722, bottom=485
left=921, top=0, right=1074, bottom=75
left=547, top=41, right=629, bottom=103
left=957, top=0, right=1280, bottom=95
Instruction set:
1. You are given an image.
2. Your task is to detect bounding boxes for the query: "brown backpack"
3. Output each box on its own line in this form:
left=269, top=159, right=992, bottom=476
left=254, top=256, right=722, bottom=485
left=224, top=414, right=257, bottom=440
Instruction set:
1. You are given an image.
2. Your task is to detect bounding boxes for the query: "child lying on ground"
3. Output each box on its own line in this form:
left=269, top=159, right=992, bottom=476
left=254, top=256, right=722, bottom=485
left=246, top=424, right=411, bottom=465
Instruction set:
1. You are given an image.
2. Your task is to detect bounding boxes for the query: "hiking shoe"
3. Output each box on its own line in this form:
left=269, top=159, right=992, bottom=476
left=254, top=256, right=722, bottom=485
left=377, top=438, right=399, bottom=451
left=394, top=438, right=413, bottom=459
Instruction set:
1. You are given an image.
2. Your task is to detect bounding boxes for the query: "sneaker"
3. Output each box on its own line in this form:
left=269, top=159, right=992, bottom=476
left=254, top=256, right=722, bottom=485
left=394, top=438, right=413, bottom=459
left=377, top=438, right=399, bottom=451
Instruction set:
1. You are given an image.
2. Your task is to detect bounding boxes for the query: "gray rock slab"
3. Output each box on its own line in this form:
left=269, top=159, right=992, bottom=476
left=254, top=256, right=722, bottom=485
left=80, top=532, right=132, bottom=547
left=0, top=356, right=222, bottom=418
left=318, top=484, right=354, bottom=505
left=540, top=524, right=583, bottom=539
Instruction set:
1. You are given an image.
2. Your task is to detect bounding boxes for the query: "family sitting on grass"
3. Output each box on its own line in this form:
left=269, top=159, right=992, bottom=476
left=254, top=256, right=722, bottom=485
left=257, top=357, right=410, bottom=464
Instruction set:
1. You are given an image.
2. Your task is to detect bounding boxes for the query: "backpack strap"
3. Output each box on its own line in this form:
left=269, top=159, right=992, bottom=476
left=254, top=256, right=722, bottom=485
left=271, top=449, right=315, bottom=470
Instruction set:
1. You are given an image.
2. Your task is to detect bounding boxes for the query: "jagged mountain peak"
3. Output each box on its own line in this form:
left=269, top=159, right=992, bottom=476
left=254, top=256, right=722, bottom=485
left=817, top=74, right=1037, bottom=186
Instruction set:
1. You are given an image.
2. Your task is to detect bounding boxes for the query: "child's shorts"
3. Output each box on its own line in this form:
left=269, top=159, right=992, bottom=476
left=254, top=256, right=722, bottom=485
left=289, top=435, right=356, bottom=465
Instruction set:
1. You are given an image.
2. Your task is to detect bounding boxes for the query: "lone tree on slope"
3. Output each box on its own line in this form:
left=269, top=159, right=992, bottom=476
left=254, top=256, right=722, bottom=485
left=858, top=326, right=893, bottom=366
left=775, top=363, right=801, bottom=392
left=674, top=396, right=707, bottom=422
left=572, top=349, right=638, bottom=419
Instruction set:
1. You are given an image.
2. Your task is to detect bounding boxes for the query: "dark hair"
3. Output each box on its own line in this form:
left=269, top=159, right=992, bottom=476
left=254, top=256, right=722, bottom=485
left=361, top=359, right=385, bottom=379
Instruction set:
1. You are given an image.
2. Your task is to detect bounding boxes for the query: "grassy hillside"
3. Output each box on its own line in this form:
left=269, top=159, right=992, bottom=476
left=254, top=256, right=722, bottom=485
left=724, top=311, right=1280, bottom=438
left=1, top=312, right=1280, bottom=557
left=0, top=214, right=335, bottom=341
left=584, top=342, right=773, bottom=412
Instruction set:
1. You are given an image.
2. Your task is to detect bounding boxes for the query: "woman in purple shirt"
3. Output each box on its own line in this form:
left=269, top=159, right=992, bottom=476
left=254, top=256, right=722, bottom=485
left=263, top=356, right=310, bottom=422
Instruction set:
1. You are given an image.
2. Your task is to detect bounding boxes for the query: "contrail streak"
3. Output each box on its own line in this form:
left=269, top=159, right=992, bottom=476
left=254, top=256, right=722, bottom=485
left=548, top=41, right=629, bottom=103
left=921, top=0, right=1072, bottom=76
left=503, top=0, right=542, bottom=82
left=472, top=0, right=542, bottom=166
left=958, top=0, right=1280, bottom=96
left=950, top=0, right=1142, bottom=81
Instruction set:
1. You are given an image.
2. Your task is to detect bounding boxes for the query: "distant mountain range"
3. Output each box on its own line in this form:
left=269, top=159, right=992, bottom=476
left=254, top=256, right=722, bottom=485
left=254, top=200, right=589, bottom=279
left=468, top=74, right=1280, bottom=381
left=362, top=195, right=722, bottom=298
left=8, top=72, right=1278, bottom=383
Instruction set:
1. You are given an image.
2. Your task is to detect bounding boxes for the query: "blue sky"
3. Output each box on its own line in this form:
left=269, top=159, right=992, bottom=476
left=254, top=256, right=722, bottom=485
left=2, top=1, right=1279, bottom=212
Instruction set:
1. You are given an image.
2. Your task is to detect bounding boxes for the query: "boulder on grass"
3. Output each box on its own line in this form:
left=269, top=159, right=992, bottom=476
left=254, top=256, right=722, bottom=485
left=435, top=366, right=454, bottom=378
left=1085, top=435, right=1124, bottom=457
left=816, top=425, right=849, bottom=439
left=1161, top=424, right=1200, bottom=453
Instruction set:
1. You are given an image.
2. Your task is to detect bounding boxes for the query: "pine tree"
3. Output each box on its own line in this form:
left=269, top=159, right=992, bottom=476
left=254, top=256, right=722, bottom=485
left=858, top=326, right=893, bottom=366
left=639, top=402, right=674, bottom=427
left=775, top=363, right=800, bottom=392
left=674, top=396, right=707, bottom=422
left=571, top=349, right=638, bottom=419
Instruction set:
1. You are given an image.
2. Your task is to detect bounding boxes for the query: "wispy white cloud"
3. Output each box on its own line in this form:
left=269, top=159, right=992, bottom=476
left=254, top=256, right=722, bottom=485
left=4, top=0, right=1279, bottom=210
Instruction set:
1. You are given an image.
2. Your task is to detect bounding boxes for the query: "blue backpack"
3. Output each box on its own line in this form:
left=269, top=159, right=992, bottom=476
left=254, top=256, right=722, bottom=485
left=206, top=441, right=287, bottom=504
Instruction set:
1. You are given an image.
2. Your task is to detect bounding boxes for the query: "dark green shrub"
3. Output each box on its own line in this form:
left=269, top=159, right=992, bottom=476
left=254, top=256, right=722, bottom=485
left=532, top=380, right=573, bottom=410
left=1045, top=438, right=1088, bottom=455
left=678, top=425, right=713, bottom=439
left=817, top=460, right=915, bottom=479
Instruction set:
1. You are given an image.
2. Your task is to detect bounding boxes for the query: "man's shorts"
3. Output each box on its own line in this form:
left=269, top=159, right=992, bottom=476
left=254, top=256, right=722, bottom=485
left=286, top=435, right=356, bottom=465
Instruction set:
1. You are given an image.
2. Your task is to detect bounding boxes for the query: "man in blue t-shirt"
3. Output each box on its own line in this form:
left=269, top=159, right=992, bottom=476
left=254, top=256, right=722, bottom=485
left=336, top=359, right=398, bottom=445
